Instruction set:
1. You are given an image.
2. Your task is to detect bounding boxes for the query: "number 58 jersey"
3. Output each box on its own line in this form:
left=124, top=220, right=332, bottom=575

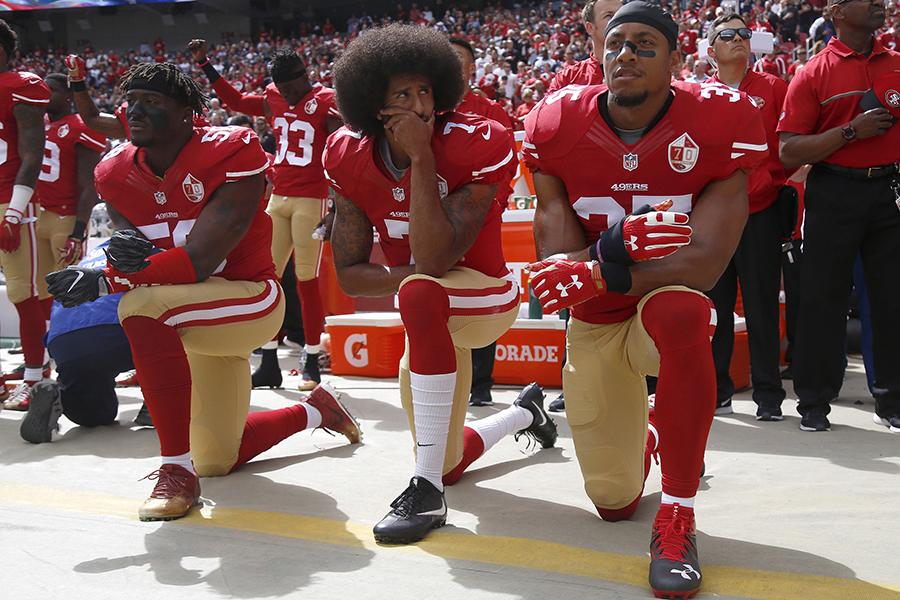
left=94, top=126, right=276, bottom=283
left=523, top=82, right=768, bottom=323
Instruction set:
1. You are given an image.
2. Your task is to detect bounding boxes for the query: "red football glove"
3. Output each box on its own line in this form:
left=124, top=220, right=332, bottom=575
left=528, top=258, right=606, bottom=311
left=64, top=55, right=86, bottom=84
left=595, top=200, right=692, bottom=265
left=0, top=215, right=21, bottom=253
left=58, top=236, right=85, bottom=266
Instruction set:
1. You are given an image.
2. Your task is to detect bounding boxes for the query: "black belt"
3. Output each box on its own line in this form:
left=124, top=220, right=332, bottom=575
left=816, top=161, right=900, bottom=180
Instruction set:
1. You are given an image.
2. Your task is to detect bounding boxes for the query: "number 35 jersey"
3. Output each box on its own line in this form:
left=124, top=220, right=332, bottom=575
left=265, top=83, right=340, bottom=199
left=94, top=126, right=276, bottom=283
left=523, top=82, right=768, bottom=324
left=324, top=111, right=515, bottom=279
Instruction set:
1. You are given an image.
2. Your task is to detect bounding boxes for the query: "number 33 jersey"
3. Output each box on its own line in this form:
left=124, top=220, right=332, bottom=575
left=94, top=126, right=276, bottom=283
left=265, top=83, right=340, bottom=199
left=523, top=82, right=768, bottom=323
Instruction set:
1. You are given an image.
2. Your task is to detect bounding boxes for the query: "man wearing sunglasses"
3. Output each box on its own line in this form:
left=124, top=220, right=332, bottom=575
left=705, top=13, right=792, bottom=421
left=779, top=0, right=900, bottom=433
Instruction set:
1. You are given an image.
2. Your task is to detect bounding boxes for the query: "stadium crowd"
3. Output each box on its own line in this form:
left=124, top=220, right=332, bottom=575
left=9, top=0, right=898, bottom=130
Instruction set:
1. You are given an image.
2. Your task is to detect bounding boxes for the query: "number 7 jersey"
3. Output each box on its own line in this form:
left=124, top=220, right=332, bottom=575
left=265, top=83, right=340, bottom=199
left=523, top=82, right=768, bottom=323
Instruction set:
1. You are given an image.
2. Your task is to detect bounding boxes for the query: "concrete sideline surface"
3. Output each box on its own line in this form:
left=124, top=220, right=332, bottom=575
left=1, top=348, right=898, bottom=600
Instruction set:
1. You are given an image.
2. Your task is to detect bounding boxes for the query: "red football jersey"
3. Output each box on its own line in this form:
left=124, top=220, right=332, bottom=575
left=95, top=126, right=276, bottom=282
left=524, top=82, right=768, bottom=324
left=37, top=113, right=106, bottom=215
left=548, top=56, right=604, bottom=93
left=324, top=112, right=515, bottom=279
left=264, top=83, right=340, bottom=198
left=455, top=89, right=517, bottom=183
left=0, top=71, right=50, bottom=200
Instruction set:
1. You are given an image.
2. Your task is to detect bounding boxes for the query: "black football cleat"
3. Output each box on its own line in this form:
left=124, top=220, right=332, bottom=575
left=649, top=503, right=702, bottom=599
left=513, top=382, right=557, bottom=449
left=373, top=477, right=447, bottom=544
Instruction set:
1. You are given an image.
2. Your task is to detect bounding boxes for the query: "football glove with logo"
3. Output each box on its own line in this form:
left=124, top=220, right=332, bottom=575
left=105, top=229, right=153, bottom=273
left=59, top=236, right=85, bottom=266
left=46, top=266, right=109, bottom=309
left=0, top=214, right=21, bottom=253
left=593, top=200, right=692, bottom=266
left=64, top=55, right=86, bottom=84
left=529, top=258, right=607, bottom=311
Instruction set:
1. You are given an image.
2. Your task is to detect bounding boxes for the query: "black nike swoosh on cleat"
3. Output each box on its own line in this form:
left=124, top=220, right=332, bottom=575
left=417, top=443, right=435, bottom=447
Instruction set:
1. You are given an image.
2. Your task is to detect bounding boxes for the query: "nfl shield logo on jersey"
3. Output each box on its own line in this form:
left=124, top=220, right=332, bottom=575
left=668, top=133, right=699, bottom=173
left=392, top=187, right=405, bottom=202
left=305, top=98, right=318, bottom=115
left=623, top=153, right=638, bottom=171
left=182, top=173, right=205, bottom=203
left=154, top=191, right=167, bottom=205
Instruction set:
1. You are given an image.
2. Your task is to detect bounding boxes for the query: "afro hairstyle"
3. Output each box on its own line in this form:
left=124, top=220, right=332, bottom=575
left=332, top=23, right=465, bottom=137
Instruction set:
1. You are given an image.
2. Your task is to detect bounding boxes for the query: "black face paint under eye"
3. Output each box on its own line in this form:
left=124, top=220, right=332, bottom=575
left=127, top=100, right=169, bottom=131
left=606, top=40, right=657, bottom=62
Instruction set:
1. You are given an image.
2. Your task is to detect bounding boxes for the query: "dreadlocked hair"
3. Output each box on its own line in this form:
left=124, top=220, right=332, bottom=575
left=118, top=62, right=208, bottom=115
left=332, top=23, right=464, bottom=138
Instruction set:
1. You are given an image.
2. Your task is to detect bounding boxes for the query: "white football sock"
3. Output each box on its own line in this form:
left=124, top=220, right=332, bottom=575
left=410, top=371, right=456, bottom=491
left=661, top=493, right=695, bottom=509
left=467, top=404, right=533, bottom=451
left=261, top=340, right=279, bottom=350
left=161, top=452, right=195, bottom=474
left=305, top=344, right=321, bottom=355
left=24, top=367, right=44, bottom=382
left=303, top=403, right=323, bottom=429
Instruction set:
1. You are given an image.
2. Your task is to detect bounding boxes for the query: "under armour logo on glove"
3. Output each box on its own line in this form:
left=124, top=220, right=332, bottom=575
left=595, top=201, right=692, bottom=266
left=528, top=258, right=606, bottom=311
left=556, top=275, right=583, bottom=297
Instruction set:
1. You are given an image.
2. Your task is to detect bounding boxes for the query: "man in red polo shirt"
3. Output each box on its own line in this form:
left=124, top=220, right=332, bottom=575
left=778, top=0, right=900, bottom=433
left=705, top=13, right=791, bottom=420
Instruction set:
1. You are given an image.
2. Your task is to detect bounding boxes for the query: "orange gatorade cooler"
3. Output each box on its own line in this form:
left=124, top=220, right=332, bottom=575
left=491, top=317, right=567, bottom=388
left=325, top=313, right=406, bottom=378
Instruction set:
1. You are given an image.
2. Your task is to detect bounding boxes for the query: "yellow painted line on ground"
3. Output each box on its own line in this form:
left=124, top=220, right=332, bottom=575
left=2, top=480, right=898, bottom=599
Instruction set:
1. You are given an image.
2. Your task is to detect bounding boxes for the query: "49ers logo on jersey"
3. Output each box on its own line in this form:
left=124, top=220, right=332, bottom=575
left=668, top=133, right=699, bottom=173
left=437, top=174, right=449, bottom=199
left=182, top=173, right=205, bottom=202
left=57, top=123, right=70, bottom=138
left=305, top=98, right=318, bottom=114
left=885, top=89, right=900, bottom=108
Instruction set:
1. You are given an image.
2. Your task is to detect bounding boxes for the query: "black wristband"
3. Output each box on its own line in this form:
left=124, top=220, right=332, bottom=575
left=588, top=241, right=600, bottom=263
left=70, top=220, right=88, bottom=240
left=201, top=62, right=221, bottom=83
left=599, top=216, right=637, bottom=266
left=599, top=261, right=632, bottom=294
left=70, top=80, right=87, bottom=93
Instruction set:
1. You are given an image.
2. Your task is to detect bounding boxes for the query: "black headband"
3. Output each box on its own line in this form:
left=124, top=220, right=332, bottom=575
left=125, top=75, right=191, bottom=107
left=271, top=68, right=307, bottom=85
left=606, top=1, right=678, bottom=51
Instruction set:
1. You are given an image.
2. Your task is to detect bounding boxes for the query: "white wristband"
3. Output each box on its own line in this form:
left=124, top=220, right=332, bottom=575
left=6, top=185, right=33, bottom=217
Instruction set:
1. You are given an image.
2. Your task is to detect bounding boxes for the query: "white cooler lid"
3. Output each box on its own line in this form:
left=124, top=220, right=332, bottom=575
left=325, top=312, right=404, bottom=327
left=510, top=316, right=567, bottom=330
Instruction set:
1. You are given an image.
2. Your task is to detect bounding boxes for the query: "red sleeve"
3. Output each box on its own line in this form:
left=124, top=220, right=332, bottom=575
left=777, top=66, right=820, bottom=135
left=211, top=78, right=267, bottom=116
left=729, top=98, right=770, bottom=174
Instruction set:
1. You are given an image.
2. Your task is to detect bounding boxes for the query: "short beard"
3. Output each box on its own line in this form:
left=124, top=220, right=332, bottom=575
left=611, top=90, right=650, bottom=108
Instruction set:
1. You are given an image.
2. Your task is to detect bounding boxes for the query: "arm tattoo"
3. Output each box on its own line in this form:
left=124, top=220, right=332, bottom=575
left=331, top=193, right=374, bottom=270
left=440, top=183, right=496, bottom=252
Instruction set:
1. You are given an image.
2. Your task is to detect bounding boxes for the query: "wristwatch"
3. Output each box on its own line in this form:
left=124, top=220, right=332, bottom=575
left=841, top=123, right=857, bottom=142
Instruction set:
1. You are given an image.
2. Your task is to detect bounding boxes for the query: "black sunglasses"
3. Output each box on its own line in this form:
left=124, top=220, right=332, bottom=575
left=713, top=28, right=753, bottom=42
